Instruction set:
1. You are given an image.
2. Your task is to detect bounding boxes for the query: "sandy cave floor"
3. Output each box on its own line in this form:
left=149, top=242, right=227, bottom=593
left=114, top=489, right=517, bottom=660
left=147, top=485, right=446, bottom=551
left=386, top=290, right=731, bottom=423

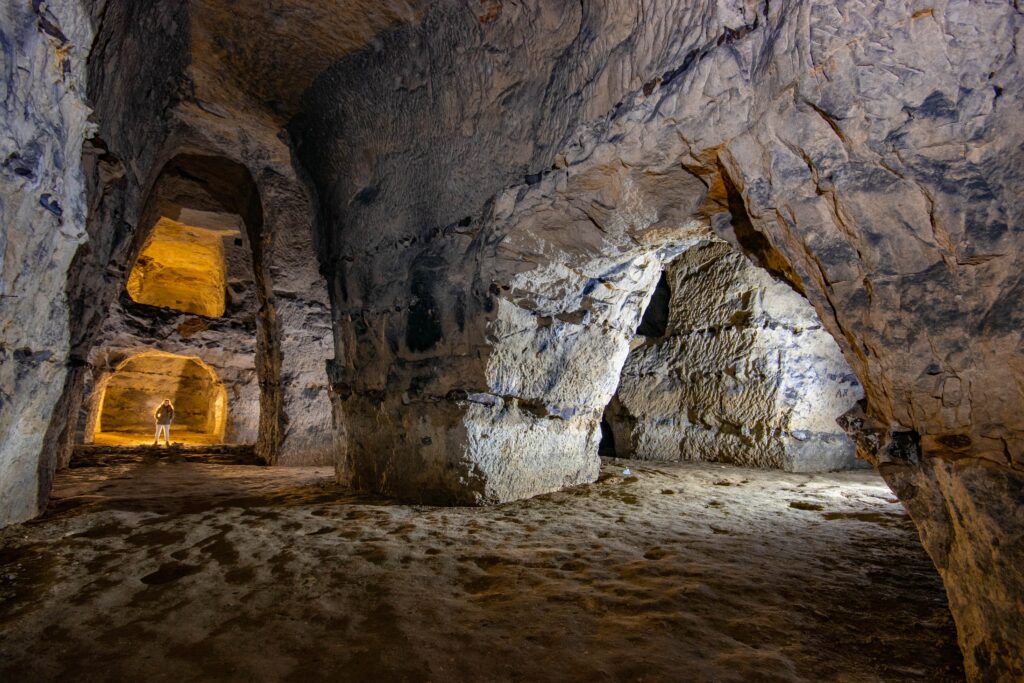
left=0, top=457, right=963, bottom=682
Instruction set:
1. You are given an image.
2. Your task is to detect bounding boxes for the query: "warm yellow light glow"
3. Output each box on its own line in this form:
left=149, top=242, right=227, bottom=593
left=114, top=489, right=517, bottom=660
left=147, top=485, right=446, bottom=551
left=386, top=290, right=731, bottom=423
left=126, top=217, right=234, bottom=317
left=93, top=351, right=228, bottom=446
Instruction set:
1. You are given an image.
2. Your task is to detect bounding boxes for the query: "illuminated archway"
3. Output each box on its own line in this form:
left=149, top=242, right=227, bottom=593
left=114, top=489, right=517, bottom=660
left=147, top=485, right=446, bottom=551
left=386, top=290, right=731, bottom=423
left=125, top=216, right=237, bottom=317
left=93, top=351, right=227, bottom=446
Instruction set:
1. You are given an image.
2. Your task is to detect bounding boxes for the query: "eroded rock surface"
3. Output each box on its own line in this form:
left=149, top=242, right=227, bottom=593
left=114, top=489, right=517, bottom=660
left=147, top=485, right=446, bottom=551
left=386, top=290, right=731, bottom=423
left=0, top=0, right=93, bottom=525
left=606, top=239, right=864, bottom=472
left=291, top=1, right=1023, bottom=677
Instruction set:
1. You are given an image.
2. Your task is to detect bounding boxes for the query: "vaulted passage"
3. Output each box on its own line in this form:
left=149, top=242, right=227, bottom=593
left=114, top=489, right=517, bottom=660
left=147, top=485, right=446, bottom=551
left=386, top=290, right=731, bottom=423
left=605, top=238, right=864, bottom=472
left=1, top=2, right=1021, bottom=681
left=92, top=352, right=227, bottom=445
left=73, top=153, right=277, bottom=457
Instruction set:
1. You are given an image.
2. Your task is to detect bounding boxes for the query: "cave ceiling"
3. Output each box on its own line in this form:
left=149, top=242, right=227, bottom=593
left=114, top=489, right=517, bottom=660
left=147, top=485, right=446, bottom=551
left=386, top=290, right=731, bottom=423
left=188, top=0, right=429, bottom=121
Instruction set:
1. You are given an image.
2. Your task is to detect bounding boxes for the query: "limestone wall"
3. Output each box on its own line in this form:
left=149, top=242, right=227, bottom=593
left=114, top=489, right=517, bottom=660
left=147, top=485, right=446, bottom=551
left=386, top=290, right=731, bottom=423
left=607, top=240, right=864, bottom=471
left=0, top=0, right=93, bottom=526
left=291, top=1, right=1024, bottom=676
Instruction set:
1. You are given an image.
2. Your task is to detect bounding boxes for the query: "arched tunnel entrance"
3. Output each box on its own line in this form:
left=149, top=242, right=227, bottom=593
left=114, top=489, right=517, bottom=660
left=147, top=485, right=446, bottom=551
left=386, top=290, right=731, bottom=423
left=602, top=237, right=864, bottom=473
left=74, top=152, right=280, bottom=458
left=91, top=352, right=227, bottom=446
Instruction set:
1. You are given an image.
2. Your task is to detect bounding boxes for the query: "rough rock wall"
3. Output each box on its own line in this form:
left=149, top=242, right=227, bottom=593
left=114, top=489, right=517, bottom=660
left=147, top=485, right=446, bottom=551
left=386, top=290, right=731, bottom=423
left=0, top=1, right=93, bottom=526
left=292, top=0, right=1022, bottom=677
left=250, top=135, right=334, bottom=465
left=293, top=0, right=760, bottom=502
left=125, top=218, right=232, bottom=318
left=607, top=239, right=864, bottom=471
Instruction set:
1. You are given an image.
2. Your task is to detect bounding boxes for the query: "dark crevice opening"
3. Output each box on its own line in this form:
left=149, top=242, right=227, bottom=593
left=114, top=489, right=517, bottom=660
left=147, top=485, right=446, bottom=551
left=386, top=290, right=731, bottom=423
left=719, top=166, right=806, bottom=297
left=636, top=271, right=670, bottom=337
left=598, top=417, right=617, bottom=457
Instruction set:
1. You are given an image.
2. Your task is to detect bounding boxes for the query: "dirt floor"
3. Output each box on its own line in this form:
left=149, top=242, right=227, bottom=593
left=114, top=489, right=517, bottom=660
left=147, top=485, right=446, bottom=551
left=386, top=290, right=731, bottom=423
left=92, top=430, right=221, bottom=446
left=0, top=457, right=963, bottom=682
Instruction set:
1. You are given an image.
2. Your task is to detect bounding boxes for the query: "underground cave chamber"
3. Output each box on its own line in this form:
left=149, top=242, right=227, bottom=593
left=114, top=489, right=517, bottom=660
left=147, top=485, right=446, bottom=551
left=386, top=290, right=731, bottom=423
left=89, top=351, right=227, bottom=445
left=1, top=1, right=1021, bottom=679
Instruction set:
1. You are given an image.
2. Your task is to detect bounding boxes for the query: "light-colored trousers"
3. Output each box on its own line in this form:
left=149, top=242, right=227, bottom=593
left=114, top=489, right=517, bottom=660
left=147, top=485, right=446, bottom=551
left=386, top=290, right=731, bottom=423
left=155, top=424, right=171, bottom=443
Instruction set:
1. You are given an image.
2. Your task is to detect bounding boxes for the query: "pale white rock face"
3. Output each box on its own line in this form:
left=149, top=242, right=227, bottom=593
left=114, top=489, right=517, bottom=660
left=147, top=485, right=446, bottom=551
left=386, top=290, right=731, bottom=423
left=0, top=0, right=93, bottom=526
left=291, top=3, right=1024, bottom=675
left=463, top=401, right=600, bottom=504
left=458, top=162, right=712, bottom=502
left=465, top=252, right=664, bottom=502
left=609, top=239, right=865, bottom=472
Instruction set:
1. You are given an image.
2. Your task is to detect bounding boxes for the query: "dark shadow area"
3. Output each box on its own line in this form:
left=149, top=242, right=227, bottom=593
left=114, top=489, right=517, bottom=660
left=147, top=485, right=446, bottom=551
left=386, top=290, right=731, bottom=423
left=598, top=417, right=617, bottom=457
left=636, top=270, right=670, bottom=337
left=718, top=165, right=806, bottom=296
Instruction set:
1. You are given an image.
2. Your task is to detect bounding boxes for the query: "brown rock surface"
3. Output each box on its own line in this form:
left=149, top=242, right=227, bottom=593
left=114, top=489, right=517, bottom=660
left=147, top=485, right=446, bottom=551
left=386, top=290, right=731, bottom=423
left=0, top=1, right=1020, bottom=678
left=0, top=459, right=962, bottom=682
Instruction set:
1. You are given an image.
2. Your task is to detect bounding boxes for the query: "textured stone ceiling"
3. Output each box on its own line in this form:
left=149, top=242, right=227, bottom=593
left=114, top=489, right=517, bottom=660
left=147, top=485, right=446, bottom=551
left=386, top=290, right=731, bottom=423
left=189, top=0, right=429, bottom=119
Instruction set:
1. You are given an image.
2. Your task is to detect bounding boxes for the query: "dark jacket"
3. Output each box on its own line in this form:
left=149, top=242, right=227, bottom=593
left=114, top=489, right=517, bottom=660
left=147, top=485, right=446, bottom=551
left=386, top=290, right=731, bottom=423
left=155, top=404, right=174, bottom=425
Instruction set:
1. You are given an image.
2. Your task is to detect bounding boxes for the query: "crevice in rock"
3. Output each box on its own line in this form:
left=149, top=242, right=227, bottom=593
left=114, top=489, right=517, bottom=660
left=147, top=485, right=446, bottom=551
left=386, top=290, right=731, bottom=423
left=717, top=164, right=806, bottom=297
left=636, top=270, right=670, bottom=338
left=598, top=416, right=617, bottom=457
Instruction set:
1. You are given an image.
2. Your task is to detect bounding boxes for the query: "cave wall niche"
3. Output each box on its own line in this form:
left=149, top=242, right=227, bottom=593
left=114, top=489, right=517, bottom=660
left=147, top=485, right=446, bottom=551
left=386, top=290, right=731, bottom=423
left=92, top=351, right=227, bottom=445
left=125, top=217, right=236, bottom=317
left=606, top=239, right=865, bottom=472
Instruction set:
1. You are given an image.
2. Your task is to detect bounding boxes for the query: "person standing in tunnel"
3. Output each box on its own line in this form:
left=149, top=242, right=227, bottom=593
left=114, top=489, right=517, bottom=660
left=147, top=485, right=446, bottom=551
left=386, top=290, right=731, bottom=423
left=154, top=399, right=174, bottom=446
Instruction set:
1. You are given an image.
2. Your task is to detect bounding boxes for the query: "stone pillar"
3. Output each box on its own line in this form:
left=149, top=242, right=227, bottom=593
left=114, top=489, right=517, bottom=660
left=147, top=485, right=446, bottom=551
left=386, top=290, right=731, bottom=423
left=259, top=167, right=334, bottom=465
